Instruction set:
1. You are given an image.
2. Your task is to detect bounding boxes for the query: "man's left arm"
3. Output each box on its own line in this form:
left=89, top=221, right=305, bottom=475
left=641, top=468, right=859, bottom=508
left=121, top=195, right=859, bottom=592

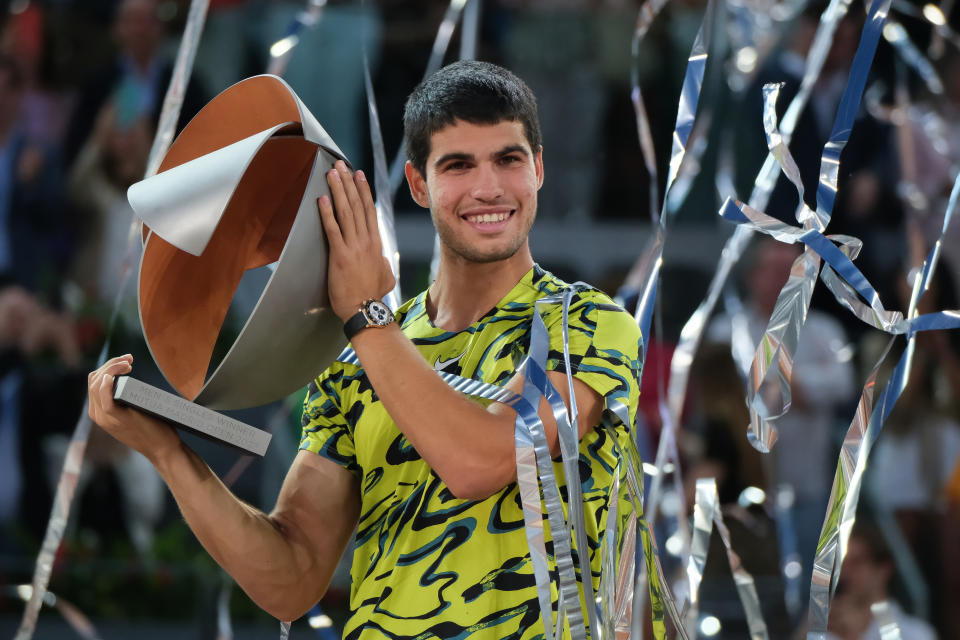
left=317, top=162, right=611, bottom=500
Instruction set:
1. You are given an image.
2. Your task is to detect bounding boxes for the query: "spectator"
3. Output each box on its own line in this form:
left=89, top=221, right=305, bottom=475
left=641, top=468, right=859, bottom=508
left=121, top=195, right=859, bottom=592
left=67, top=99, right=150, bottom=314
left=62, top=0, right=206, bottom=168
left=826, top=523, right=937, bottom=640
left=0, top=53, right=69, bottom=299
left=707, top=236, right=856, bottom=604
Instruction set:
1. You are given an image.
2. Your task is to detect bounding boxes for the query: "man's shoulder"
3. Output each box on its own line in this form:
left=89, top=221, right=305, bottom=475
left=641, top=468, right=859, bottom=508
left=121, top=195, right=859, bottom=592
left=533, top=274, right=637, bottom=336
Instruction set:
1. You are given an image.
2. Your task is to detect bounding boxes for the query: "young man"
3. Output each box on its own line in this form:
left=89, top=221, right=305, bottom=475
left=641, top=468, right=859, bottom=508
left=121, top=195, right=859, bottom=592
left=89, top=60, right=648, bottom=638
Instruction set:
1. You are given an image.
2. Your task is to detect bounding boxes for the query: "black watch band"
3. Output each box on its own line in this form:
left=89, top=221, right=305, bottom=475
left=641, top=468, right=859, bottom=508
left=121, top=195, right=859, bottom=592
left=343, top=311, right=370, bottom=340
left=343, top=299, right=395, bottom=340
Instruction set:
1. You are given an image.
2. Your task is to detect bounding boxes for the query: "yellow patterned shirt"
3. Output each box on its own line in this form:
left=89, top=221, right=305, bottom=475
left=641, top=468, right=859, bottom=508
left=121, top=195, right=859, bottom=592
left=300, top=266, right=644, bottom=639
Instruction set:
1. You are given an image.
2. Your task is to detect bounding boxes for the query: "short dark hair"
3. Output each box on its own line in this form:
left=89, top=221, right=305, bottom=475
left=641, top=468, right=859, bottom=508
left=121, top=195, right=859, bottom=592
left=402, top=60, right=541, bottom=177
left=850, top=522, right=893, bottom=566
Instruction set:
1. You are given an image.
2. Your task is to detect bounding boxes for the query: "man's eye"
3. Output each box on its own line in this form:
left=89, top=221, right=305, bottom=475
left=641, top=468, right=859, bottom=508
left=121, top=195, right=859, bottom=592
left=499, top=155, right=521, bottom=165
left=446, top=161, right=468, bottom=171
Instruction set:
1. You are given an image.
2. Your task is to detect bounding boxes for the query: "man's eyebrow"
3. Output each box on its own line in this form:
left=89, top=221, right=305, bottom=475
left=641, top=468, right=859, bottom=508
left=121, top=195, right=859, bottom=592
left=493, top=144, right=530, bottom=158
left=434, top=152, right=474, bottom=168
left=433, top=145, right=531, bottom=169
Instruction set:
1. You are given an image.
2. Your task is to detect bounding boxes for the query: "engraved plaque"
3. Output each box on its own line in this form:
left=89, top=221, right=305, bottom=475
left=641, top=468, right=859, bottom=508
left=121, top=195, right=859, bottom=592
left=114, top=376, right=271, bottom=457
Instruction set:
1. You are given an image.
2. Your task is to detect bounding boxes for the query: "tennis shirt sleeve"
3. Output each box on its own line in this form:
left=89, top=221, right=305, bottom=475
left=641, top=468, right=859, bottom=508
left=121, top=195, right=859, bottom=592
left=299, top=366, right=361, bottom=475
left=544, top=291, right=644, bottom=429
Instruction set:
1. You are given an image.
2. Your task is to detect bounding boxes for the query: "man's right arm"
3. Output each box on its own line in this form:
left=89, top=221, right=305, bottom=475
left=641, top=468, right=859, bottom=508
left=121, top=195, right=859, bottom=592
left=88, top=355, right=360, bottom=621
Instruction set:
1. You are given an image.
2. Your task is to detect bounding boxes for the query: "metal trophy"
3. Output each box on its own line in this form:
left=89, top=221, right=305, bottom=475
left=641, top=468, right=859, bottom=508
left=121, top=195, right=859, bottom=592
left=114, top=75, right=348, bottom=456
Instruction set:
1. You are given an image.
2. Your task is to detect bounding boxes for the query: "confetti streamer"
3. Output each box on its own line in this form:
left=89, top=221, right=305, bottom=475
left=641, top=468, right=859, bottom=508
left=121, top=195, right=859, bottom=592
left=882, top=20, right=944, bottom=96
left=627, top=0, right=671, bottom=221
left=363, top=54, right=402, bottom=309
left=387, top=0, right=470, bottom=198
left=870, top=601, right=903, bottom=640
left=15, top=2, right=211, bottom=637
left=682, top=478, right=769, bottom=640
left=732, top=0, right=893, bottom=452
left=265, top=1, right=326, bottom=78
left=7, top=585, right=102, bottom=640
left=806, top=165, right=960, bottom=640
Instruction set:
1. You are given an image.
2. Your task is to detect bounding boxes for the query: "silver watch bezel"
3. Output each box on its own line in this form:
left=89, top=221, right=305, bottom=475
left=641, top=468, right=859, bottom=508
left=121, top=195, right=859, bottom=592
left=361, top=299, right=394, bottom=327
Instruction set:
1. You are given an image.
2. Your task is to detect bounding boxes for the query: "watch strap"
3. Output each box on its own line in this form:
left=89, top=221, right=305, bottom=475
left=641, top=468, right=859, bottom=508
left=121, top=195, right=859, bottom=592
left=343, top=310, right=369, bottom=340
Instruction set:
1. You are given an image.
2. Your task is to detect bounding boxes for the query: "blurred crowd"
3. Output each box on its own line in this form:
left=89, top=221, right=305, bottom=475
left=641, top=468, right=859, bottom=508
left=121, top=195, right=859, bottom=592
left=0, top=0, right=957, bottom=638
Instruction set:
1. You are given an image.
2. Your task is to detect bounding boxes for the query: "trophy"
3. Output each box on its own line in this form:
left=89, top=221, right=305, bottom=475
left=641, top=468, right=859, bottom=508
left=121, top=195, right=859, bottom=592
left=114, top=75, right=348, bottom=456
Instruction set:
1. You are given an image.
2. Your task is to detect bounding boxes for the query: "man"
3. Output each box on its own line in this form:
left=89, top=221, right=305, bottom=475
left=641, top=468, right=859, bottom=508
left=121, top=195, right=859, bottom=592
left=0, top=55, right=67, bottom=294
left=63, top=0, right=206, bottom=167
left=88, top=61, right=648, bottom=638
left=826, top=524, right=936, bottom=640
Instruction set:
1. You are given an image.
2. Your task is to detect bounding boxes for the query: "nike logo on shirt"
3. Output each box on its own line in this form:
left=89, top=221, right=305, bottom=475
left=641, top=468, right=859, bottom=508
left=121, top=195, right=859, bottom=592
left=433, top=352, right=464, bottom=372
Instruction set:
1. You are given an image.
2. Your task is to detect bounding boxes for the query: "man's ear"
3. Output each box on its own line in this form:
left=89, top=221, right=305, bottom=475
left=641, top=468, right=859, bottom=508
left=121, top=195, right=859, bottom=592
left=534, top=147, right=544, bottom=190
left=404, top=161, right=430, bottom=208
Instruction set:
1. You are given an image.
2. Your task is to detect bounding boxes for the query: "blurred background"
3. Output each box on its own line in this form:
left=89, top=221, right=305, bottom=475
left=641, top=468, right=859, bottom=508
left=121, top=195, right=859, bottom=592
left=0, top=0, right=958, bottom=638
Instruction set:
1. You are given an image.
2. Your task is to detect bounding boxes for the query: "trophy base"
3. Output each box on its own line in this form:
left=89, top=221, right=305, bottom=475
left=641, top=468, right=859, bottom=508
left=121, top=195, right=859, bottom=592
left=113, top=376, right=271, bottom=457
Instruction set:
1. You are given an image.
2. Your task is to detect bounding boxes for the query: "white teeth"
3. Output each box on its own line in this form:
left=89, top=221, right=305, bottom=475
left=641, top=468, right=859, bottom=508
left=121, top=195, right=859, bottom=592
left=470, top=212, right=508, bottom=223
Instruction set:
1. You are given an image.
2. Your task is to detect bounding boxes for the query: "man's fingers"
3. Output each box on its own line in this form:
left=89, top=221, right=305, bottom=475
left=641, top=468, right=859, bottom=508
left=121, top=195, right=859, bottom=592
left=317, top=195, right=345, bottom=251
left=336, top=162, right=368, bottom=238
left=326, top=167, right=357, bottom=242
left=356, top=170, right=380, bottom=247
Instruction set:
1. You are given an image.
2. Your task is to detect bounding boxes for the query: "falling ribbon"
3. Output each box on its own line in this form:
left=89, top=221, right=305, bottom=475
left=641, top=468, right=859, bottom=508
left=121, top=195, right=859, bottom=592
left=14, top=3, right=211, bottom=638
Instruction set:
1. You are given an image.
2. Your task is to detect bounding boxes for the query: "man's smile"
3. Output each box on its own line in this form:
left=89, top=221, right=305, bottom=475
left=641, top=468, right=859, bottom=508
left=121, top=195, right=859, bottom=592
left=460, top=208, right=515, bottom=231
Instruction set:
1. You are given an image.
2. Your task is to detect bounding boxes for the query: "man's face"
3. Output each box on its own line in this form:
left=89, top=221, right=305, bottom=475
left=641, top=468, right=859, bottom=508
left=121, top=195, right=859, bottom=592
left=747, top=241, right=800, bottom=314
left=114, top=0, right=163, bottom=63
left=836, top=538, right=890, bottom=605
left=406, top=119, right=543, bottom=265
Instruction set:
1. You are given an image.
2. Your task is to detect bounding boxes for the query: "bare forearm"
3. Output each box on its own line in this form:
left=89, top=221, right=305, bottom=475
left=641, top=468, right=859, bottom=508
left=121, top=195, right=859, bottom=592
left=152, top=443, right=327, bottom=619
left=351, top=324, right=518, bottom=497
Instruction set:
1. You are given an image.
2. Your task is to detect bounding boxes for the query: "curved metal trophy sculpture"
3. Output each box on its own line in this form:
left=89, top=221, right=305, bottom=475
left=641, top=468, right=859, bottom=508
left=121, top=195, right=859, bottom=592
left=114, top=75, right=348, bottom=456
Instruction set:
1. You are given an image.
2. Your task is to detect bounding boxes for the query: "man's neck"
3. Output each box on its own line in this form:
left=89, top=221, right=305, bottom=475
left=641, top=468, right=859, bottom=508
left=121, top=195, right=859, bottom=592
left=427, top=249, right=535, bottom=332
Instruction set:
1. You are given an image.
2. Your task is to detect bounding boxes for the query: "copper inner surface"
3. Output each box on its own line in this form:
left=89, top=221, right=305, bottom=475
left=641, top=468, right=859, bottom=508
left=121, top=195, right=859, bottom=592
left=140, top=136, right=316, bottom=399
left=142, top=75, right=304, bottom=243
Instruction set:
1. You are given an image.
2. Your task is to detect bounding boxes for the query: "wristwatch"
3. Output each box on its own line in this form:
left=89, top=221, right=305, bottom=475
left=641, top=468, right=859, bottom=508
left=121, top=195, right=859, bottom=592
left=343, top=298, right=395, bottom=340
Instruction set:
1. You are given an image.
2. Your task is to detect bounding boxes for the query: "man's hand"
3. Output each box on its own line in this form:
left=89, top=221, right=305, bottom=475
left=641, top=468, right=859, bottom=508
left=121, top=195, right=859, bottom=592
left=316, top=160, right=395, bottom=322
left=87, top=354, right=181, bottom=464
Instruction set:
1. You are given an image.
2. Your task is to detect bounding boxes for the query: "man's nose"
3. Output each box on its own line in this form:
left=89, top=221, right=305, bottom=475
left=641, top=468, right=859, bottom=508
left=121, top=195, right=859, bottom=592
left=470, top=163, right=503, bottom=200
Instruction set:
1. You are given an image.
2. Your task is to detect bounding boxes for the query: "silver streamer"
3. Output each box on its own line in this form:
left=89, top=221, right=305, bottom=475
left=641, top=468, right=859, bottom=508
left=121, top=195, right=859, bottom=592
left=806, top=166, right=960, bottom=640
left=630, top=0, right=671, bottom=221
left=362, top=55, right=402, bottom=309
left=683, top=478, right=769, bottom=640
left=144, top=0, right=211, bottom=180
left=806, top=336, right=900, bottom=638
left=871, top=600, right=904, bottom=640
left=8, top=585, right=102, bottom=640
left=653, top=0, right=894, bottom=633
left=387, top=0, right=469, bottom=198
left=15, top=2, right=211, bottom=637
left=629, top=8, right=720, bottom=601
left=559, top=293, right=601, bottom=639
left=217, top=574, right=234, bottom=640
left=659, top=0, right=858, bottom=504
left=265, top=1, right=326, bottom=78
left=740, top=0, right=893, bottom=453
left=882, top=20, right=944, bottom=95
left=600, top=469, right=622, bottom=640
left=891, top=0, right=960, bottom=54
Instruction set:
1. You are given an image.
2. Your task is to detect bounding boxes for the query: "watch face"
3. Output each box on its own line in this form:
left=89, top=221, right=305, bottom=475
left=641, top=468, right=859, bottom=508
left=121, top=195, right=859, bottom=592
left=364, top=300, right=393, bottom=326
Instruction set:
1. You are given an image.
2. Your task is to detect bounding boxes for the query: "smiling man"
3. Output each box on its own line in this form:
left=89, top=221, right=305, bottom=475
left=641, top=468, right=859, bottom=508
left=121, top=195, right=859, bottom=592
left=88, top=61, right=653, bottom=638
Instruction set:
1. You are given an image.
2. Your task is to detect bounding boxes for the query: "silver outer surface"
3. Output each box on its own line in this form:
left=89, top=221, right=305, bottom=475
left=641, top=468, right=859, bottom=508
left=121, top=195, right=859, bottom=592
left=114, top=376, right=271, bottom=456
left=129, top=75, right=349, bottom=410
left=192, top=148, right=345, bottom=409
